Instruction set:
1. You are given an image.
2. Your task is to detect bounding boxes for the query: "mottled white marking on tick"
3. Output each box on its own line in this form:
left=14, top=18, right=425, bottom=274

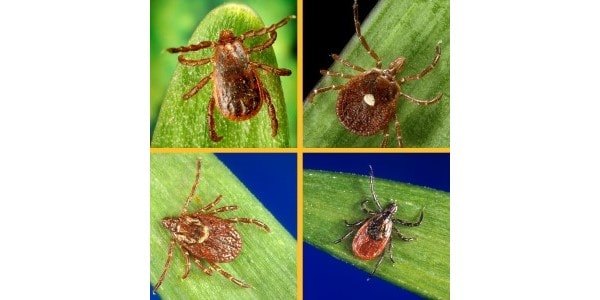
left=197, top=225, right=209, bottom=243
left=364, top=93, right=375, bottom=106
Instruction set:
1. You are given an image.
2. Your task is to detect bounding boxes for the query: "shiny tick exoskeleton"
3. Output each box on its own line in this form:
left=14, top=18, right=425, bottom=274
left=308, top=0, right=442, bottom=147
left=152, top=159, right=270, bottom=293
left=334, top=165, right=423, bottom=276
left=168, top=15, right=295, bottom=142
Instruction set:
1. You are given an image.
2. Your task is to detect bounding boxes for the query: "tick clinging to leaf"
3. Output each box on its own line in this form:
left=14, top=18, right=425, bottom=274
left=307, top=0, right=442, bottom=147
left=153, top=159, right=270, bottom=293
left=334, top=166, right=423, bottom=277
left=168, top=14, right=295, bottom=142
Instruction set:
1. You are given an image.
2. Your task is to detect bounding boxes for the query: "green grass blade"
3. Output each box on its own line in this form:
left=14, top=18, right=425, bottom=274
left=303, top=170, right=449, bottom=299
left=151, top=4, right=294, bottom=148
left=303, top=0, right=450, bottom=148
left=151, top=154, right=296, bottom=299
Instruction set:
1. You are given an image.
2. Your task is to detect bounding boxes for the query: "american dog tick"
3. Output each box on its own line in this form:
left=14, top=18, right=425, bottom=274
left=307, top=0, right=442, bottom=147
left=334, top=166, right=423, bottom=276
left=152, top=159, right=270, bottom=293
left=167, top=15, right=295, bottom=142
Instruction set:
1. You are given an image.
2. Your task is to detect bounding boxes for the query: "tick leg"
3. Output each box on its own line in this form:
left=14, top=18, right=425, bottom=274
left=240, top=15, right=296, bottom=40
left=181, top=250, right=191, bottom=279
left=368, top=166, right=383, bottom=210
left=255, top=77, right=279, bottom=137
left=182, top=160, right=202, bottom=214
left=199, top=195, right=224, bottom=212
left=226, top=217, right=271, bottom=232
left=319, top=69, right=354, bottom=79
left=207, top=261, right=251, bottom=288
left=381, top=129, right=389, bottom=148
left=388, top=236, right=395, bottom=263
left=246, top=31, right=277, bottom=53
left=344, top=218, right=367, bottom=227
left=393, top=226, right=416, bottom=241
left=394, top=114, right=403, bottom=147
left=183, top=74, right=212, bottom=100
left=370, top=252, right=386, bottom=278
left=393, top=209, right=424, bottom=227
left=250, top=61, right=292, bottom=76
left=207, top=96, right=224, bottom=142
left=206, top=205, right=238, bottom=215
left=178, top=55, right=211, bottom=67
left=193, top=258, right=213, bottom=276
left=353, top=0, right=382, bottom=68
left=400, top=91, right=443, bottom=106
left=400, top=42, right=442, bottom=82
left=167, top=40, right=214, bottom=53
left=307, top=84, right=344, bottom=103
left=333, top=228, right=358, bottom=244
left=331, top=53, right=366, bottom=72
left=153, top=238, right=176, bottom=293
left=360, top=200, right=376, bottom=215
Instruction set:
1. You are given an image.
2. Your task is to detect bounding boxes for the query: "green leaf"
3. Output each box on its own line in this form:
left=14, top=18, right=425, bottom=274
left=151, top=4, right=293, bottom=148
left=303, top=170, right=449, bottom=299
left=303, top=0, right=450, bottom=148
left=151, top=154, right=296, bottom=299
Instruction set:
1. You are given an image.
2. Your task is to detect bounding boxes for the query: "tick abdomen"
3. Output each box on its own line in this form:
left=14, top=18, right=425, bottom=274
left=336, top=71, right=399, bottom=135
left=213, top=40, right=262, bottom=120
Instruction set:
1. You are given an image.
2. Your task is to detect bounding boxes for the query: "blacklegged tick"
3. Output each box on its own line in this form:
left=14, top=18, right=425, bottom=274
left=308, top=0, right=442, bottom=147
left=153, top=159, right=270, bottom=293
left=167, top=15, right=295, bottom=142
left=334, top=165, right=423, bottom=277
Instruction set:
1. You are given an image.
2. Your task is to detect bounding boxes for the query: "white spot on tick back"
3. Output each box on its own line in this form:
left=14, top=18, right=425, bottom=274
left=364, top=94, right=375, bottom=106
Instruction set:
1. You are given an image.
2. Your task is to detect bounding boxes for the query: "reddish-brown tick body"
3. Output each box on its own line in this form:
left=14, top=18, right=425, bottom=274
left=152, top=160, right=270, bottom=293
left=212, top=32, right=263, bottom=122
left=167, top=15, right=295, bottom=142
left=334, top=166, right=423, bottom=277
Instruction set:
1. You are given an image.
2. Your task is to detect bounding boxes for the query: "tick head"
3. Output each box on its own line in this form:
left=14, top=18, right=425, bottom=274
left=218, top=29, right=237, bottom=44
left=161, top=217, right=179, bottom=232
left=383, top=202, right=398, bottom=217
left=387, top=57, right=406, bottom=78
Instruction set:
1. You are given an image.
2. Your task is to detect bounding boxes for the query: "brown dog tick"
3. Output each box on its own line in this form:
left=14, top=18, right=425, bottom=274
left=167, top=15, right=295, bottom=142
left=152, top=159, right=270, bottom=293
left=334, top=165, right=423, bottom=277
left=307, top=0, right=442, bottom=147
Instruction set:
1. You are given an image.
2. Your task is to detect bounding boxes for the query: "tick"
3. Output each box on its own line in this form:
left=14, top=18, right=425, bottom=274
left=307, top=0, right=442, bottom=147
left=167, top=15, right=296, bottom=142
left=334, top=165, right=423, bottom=276
left=152, top=159, right=270, bottom=293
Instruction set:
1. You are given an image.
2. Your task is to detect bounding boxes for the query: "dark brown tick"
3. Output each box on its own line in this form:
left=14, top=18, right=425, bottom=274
left=167, top=15, right=295, bottom=142
left=334, top=166, right=423, bottom=277
left=153, top=159, right=270, bottom=293
left=307, top=0, right=442, bottom=147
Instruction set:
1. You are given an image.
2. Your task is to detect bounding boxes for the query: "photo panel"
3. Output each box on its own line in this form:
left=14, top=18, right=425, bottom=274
left=150, top=153, right=297, bottom=299
left=303, top=0, right=450, bottom=148
left=303, top=153, right=449, bottom=299
left=150, top=0, right=297, bottom=148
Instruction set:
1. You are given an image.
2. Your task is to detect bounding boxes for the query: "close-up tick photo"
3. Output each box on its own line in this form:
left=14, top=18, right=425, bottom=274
left=303, top=0, right=449, bottom=148
left=150, top=0, right=297, bottom=148
left=303, top=154, right=449, bottom=299
left=150, top=153, right=296, bottom=299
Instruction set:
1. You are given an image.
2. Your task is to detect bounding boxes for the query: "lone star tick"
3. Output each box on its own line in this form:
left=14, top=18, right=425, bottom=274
left=152, top=159, right=270, bottom=293
left=334, top=165, right=423, bottom=277
left=167, top=15, right=295, bottom=142
left=307, top=0, right=442, bottom=147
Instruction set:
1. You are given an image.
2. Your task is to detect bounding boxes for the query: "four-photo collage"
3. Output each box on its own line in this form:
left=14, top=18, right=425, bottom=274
left=150, top=0, right=449, bottom=299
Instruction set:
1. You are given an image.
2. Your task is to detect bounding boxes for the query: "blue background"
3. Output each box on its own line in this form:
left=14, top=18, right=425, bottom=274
left=151, top=153, right=297, bottom=299
left=303, top=153, right=449, bottom=299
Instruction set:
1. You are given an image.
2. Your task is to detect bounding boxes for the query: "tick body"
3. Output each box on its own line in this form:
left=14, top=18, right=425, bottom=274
left=334, top=166, right=423, bottom=276
left=308, top=0, right=442, bottom=147
left=167, top=15, right=295, bottom=142
left=153, top=159, right=270, bottom=293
